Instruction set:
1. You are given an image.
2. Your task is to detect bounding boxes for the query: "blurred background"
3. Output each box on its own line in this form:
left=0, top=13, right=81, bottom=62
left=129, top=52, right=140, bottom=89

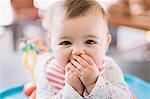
left=0, top=0, right=150, bottom=97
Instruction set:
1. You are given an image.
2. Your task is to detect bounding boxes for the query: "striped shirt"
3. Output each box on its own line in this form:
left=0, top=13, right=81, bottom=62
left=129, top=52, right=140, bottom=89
left=36, top=56, right=132, bottom=99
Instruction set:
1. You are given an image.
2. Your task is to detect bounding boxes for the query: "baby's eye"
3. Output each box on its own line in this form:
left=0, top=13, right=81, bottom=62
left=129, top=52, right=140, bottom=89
left=85, top=40, right=96, bottom=45
left=59, top=41, right=71, bottom=45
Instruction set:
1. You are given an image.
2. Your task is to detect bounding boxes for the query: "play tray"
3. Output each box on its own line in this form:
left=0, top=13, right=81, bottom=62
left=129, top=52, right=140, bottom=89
left=0, top=85, right=28, bottom=99
left=124, top=74, right=150, bottom=99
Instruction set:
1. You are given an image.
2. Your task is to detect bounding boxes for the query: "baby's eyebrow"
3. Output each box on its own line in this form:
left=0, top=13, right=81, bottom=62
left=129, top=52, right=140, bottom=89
left=59, top=36, right=71, bottom=40
left=59, top=36, right=72, bottom=40
left=59, top=35, right=99, bottom=40
left=85, top=35, right=98, bottom=39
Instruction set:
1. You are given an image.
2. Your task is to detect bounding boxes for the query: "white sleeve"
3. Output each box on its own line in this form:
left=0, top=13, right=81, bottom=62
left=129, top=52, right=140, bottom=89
left=36, top=73, right=83, bottom=99
left=84, top=58, right=133, bottom=99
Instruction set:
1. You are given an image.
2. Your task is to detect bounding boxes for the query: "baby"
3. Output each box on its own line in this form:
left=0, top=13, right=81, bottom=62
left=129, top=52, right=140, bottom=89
left=36, top=0, right=132, bottom=99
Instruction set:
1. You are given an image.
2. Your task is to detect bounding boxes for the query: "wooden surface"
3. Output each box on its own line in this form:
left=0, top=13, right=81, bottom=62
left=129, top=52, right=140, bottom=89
left=108, top=13, right=150, bottom=30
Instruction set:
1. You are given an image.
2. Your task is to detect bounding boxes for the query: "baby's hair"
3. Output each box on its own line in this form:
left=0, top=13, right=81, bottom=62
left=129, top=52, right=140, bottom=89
left=63, top=0, right=106, bottom=18
left=42, top=0, right=108, bottom=34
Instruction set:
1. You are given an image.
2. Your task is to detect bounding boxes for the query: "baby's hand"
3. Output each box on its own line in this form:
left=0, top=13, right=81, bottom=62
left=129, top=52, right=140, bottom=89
left=65, top=62, right=84, bottom=96
left=71, top=54, right=99, bottom=94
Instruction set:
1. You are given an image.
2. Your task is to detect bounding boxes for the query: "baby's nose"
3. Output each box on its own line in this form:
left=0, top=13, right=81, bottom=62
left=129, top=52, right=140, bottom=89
left=72, top=48, right=85, bottom=56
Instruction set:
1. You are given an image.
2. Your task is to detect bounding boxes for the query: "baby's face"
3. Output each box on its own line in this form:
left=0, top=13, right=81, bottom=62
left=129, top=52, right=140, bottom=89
left=50, top=12, right=111, bottom=71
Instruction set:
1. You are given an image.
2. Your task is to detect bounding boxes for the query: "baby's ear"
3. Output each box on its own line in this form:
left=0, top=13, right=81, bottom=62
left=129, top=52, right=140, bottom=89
left=106, top=33, right=111, bottom=49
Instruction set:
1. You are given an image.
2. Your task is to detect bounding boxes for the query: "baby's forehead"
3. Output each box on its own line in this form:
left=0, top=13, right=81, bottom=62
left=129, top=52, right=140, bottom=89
left=51, top=13, right=107, bottom=36
left=52, top=23, right=107, bottom=41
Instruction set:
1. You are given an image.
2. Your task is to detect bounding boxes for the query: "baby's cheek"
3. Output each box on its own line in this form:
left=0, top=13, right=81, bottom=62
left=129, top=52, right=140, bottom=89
left=55, top=56, right=67, bottom=71
left=95, top=55, right=104, bottom=67
left=54, top=50, right=70, bottom=71
left=94, top=52, right=106, bottom=66
left=86, top=50, right=105, bottom=67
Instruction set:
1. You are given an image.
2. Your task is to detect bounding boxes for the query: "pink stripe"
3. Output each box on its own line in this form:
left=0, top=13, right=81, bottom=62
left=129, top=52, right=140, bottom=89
left=46, top=71, right=65, bottom=81
left=53, top=85, right=62, bottom=90
left=50, top=66, right=65, bottom=75
left=46, top=77, right=65, bottom=86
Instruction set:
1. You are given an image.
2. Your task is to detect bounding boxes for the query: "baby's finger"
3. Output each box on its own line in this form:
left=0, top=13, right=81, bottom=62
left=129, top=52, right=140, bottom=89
left=74, top=69, right=82, bottom=78
left=73, top=55, right=90, bottom=68
left=69, top=64, right=76, bottom=71
left=71, top=59, right=85, bottom=71
left=65, top=63, right=72, bottom=72
left=81, top=54, right=95, bottom=66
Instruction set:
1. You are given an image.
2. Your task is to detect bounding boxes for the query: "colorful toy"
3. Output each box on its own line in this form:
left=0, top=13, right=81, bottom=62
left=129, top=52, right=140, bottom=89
left=20, top=39, right=39, bottom=81
left=20, top=39, right=39, bottom=98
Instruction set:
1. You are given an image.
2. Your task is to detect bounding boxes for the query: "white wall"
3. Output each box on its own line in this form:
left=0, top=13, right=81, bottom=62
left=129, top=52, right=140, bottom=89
left=0, top=28, right=31, bottom=91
